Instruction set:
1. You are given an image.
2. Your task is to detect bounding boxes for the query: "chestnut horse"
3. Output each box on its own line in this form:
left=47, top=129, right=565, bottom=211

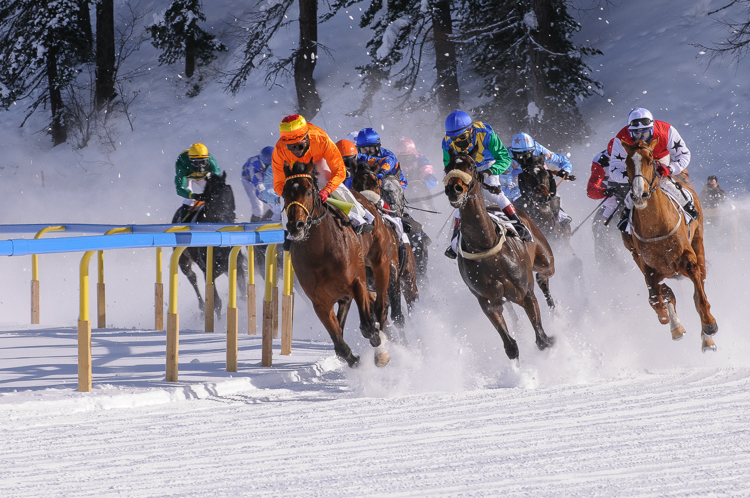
left=282, top=159, right=395, bottom=366
left=444, top=150, right=556, bottom=361
left=621, top=139, right=717, bottom=352
left=351, top=162, right=420, bottom=328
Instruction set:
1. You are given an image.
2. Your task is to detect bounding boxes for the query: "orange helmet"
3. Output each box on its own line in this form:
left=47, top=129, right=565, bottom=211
left=335, top=139, right=357, bottom=157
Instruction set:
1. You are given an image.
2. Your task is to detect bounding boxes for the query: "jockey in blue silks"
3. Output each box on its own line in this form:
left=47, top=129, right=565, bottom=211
left=356, top=128, right=408, bottom=190
left=508, top=132, right=573, bottom=227
left=241, top=146, right=281, bottom=222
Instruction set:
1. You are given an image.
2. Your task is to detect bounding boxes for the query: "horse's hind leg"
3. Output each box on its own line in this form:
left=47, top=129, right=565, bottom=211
left=336, top=296, right=353, bottom=330
left=477, top=297, right=519, bottom=361
left=535, top=273, right=555, bottom=309
left=644, top=269, right=670, bottom=325
left=313, top=302, right=359, bottom=367
left=179, top=256, right=205, bottom=313
left=520, top=291, right=555, bottom=351
left=352, top=278, right=390, bottom=367
left=387, top=275, right=406, bottom=344
left=682, top=247, right=718, bottom=350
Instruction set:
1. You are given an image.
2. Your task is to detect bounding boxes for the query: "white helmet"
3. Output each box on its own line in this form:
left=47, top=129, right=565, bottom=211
left=627, top=108, right=654, bottom=130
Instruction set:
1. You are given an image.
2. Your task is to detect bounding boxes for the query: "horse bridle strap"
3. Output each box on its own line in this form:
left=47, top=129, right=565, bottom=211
left=457, top=224, right=507, bottom=260
left=284, top=173, right=327, bottom=225
left=629, top=145, right=660, bottom=199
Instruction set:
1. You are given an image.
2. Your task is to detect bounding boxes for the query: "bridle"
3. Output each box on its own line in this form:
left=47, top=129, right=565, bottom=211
left=627, top=145, right=660, bottom=202
left=444, top=154, right=480, bottom=206
left=284, top=173, right=328, bottom=229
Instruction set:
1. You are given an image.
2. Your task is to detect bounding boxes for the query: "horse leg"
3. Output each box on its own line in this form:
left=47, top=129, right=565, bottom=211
left=179, top=255, right=205, bottom=313
left=477, top=297, right=519, bottom=361
left=387, top=273, right=406, bottom=344
left=336, top=296, right=353, bottom=330
left=643, top=268, right=670, bottom=325
left=237, top=251, right=248, bottom=299
left=370, top=262, right=391, bottom=337
left=312, top=302, right=359, bottom=367
left=352, top=278, right=390, bottom=367
left=682, top=248, right=718, bottom=351
left=520, top=291, right=555, bottom=351
left=213, top=285, right=223, bottom=321
left=535, top=272, right=555, bottom=309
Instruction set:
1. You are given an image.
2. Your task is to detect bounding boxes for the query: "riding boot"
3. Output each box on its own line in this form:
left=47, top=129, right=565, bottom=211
left=617, top=207, right=631, bottom=233
left=507, top=213, right=533, bottom=242
left=683, top=201, right=699, bottom=221
left=444, top=225, right=460, bottom=259
left=251, top=214, right=262, bottom=223
left=354, top=222, right=374, bottom=235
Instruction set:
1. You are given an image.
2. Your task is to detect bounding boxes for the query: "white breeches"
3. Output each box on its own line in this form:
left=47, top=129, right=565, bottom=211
left=452, top=174, right=511, bottom=221
left=623, top=177, right=692, bottom=209
left=381, top=213, right=410, bottom=245
left=182, top=178, right=206, bottom=205
left=601, top=196, right=621, bottom=219
left=332, top=183, right=375, bottom=226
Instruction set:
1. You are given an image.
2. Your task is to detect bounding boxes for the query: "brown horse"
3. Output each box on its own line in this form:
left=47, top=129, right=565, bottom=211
left=282, top=159, right=395, bottom=366
left=621, top=139, right=717, bottom=352
left=444, top=150, right=556, bottom=361
left=515, top=153, right=573, bottom=240
left=351, top=162, right=420, bottom=328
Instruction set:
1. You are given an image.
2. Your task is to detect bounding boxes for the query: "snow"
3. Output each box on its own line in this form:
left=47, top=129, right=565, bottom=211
left=2, top=0, right=750, bottom=495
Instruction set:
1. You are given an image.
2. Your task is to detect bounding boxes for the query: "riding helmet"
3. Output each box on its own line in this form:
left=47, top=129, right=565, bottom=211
left=335, top=139, right=357, bottom=158
left=510, top=133, right=535, bottom=152
left=627, top=108, right=654, bottom=130
left=188, top=143, right=209, bottom=158
left=395, top=137, right=417, bottom=156
left=260, top=146, right=274, bottom=165
left=279, top=114, right=309, bottom=143
left=356, top=128, right=381, bottom=147
left=444, top=110, right=473, bottom=137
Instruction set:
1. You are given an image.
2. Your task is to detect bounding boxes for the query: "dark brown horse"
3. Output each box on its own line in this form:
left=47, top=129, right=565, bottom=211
left=282, top=159, right=395, bottom=366
left=351, top=161, right=420, bottom=329
left=621, top=139, right=717, bottom=352
left=444, top=150, right=556, bottom=361
left=515, top=154, right=573, bottom=240
left=176, top=171, right=247, bottom=318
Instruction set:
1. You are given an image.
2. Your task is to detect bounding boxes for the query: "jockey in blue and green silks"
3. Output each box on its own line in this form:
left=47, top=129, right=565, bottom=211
left=441, top=110, right=532, bottom=259
left=173, top=143, right=221, bottom=223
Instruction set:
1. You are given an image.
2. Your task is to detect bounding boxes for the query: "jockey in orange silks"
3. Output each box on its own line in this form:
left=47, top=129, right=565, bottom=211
left=271, top=114, right=374, bottom=232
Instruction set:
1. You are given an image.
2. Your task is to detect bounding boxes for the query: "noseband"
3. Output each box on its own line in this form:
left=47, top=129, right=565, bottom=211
left=284, top=173, right=327, bottom=228
left=444, top=159, right=479, bottom=203
left=628, top=145, right=660, bottom=201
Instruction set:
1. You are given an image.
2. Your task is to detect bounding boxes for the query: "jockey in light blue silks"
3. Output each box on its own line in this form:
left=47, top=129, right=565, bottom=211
left=508, top=132, right=573, bottom=227
left=241, top=146, right=281, bottom=222
left=441, top=110, right=533, bottom=259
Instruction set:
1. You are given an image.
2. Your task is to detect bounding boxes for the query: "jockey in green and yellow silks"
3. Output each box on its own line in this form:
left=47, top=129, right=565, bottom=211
left=441, top=110, right=531, bottom=259
left=172, top=143, right=221, bottom=223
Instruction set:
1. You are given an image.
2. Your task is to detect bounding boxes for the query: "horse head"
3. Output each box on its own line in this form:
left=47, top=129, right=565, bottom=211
left=517, top=153, right=551, bottom=201
left=202, top=171, right=236, bottom=223
left=444, top=148, right=479, bottom=208
left=352, top=159, right=381, bottom=195
left=623, top=138, right=659, bottom=210
left=282, top=158, right=319, bottom=241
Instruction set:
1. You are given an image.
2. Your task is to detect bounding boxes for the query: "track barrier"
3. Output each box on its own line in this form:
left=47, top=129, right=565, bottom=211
left=0, top=223, right=290, bottom=392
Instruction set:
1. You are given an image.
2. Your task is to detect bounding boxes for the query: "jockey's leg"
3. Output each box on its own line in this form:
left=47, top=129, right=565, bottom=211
left=382, top=213, right=410, bottom=245
left=659, top=177, right=699, bottom=220
left=445, top=212, right=460, bottom=259
left=486, top=175, right=533, bottom=242
left=331, top=183, right=375, bottom=232
left=617, top=187, right=634, bottom=233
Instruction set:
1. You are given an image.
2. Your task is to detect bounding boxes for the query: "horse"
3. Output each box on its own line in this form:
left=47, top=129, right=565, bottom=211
left=444, top=150, right=556, bottom=361
left=351, top=162, right=420, bottom=332
left=175, top=171, right=248, bottom=319
left=282, top=158, right=396, bottom=367
left=620, top=139, right=717, bottom=352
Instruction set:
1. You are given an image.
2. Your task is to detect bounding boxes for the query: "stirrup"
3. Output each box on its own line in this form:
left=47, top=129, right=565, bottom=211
left=354, top=223, right=374, bottom=235
left=684, top=203, right=699, bottom=221
left=617, top=209, right=630, bottom=233
left=444, top=245, right=457, bottom=259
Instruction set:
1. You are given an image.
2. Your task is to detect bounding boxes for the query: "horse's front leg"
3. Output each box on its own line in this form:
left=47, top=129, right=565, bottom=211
left=213, top=285, right=222, bottom=321
left=179, top=255, right=205, bottom=313
left=336, top=296, right=353, bottom=330
left=352, top=278, right=389, bottom=367
left=519, top=290, right=555, bottom=351
left=643, top=267, right=669, bottom=325
left=312, top=302, right=359, bottom=367
left=477, top=294, right=519, bottom=361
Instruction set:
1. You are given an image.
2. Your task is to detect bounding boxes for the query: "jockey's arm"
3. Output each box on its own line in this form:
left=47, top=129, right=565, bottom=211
left=485, top=132, right=511, bottom=176
left=607, top=139, right=630, bottom=184
left=539, top=144, right=572, bottom=174
left=174, top=157, right=194, bottom=199
left=586, top=158, right=607, bottom=200
left=667, top=126, right=691, bottom=175
left=320, top=135, right=346, bottom=195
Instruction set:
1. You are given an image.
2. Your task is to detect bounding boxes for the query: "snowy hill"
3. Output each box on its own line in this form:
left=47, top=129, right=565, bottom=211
left=2, top=0, right=750, bottom=495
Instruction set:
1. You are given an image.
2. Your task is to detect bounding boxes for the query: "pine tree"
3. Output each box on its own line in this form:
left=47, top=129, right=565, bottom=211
left=147, top=0, right=227, bottom=78
left=0, top=0, right=90, bottom=145
left=457, top=0, right=601, bottom=149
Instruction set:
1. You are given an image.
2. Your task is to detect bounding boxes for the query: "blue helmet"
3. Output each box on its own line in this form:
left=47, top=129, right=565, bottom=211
left=356, top=127, right=381, bottom=147
left=260, top=146, right=274, bottom=165
left=445, top=110, right=472, bottom=137
left=510, top=133, right=535, bottom=152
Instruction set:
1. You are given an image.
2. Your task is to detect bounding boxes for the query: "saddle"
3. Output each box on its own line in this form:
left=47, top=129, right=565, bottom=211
left=172, top=202, right=205, bottom=224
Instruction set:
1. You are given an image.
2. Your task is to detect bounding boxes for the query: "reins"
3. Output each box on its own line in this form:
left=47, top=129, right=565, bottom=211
left=284, top=173, right=328, bottom=227
left=628, top=145, right=660, bottom=201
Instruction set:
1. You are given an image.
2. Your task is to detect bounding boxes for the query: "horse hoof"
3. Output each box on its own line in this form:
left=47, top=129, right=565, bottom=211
left=537, top=335, right=556, bottom=350
left=374, top=348, right=390, bottom=367
left=671, top=324, right=686, bottom=341
left=702, top=322, right=718, bottom=336
left=701, top=333, right=717, bottom=353
left=346, top=355, right=361, bottom=367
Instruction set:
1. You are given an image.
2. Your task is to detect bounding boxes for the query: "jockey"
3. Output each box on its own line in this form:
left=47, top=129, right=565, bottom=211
left=271, top=114, right=375, bottom=234
left=335, top=139, right=358, bottom=189
left=394, top=137, right=438, bottom=190
left=173, top=143, right=221, bottom=223
left=442, top=110, right=532, bottom=259
left=587, top=139, right=629, bottom=222
left=356, top=127, right=409, bottom=190
left=241, top=146, right=281, bottom=222
left=508, top=132, right=573, bottom=227
left=608, top=108, right=698, bottom=232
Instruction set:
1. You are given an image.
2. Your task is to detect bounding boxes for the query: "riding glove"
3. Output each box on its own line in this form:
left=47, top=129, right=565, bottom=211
left=657, top=164, right=672, bottom=177
left=192, top=193, right=206, bottom=202
left=319, top=190, right=330, bottom=203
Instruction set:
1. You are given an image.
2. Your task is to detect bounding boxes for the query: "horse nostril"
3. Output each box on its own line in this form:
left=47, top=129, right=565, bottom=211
left=295, top=221, right=305, bottom=231
left=452, top=184, right=463, bottom=194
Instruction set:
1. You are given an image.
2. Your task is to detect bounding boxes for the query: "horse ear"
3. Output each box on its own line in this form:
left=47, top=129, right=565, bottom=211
left=447, top=147, right=457, bottom=161
left=621, top=141, right=632, bottom=154
left=649, top=137, right=659, bottom=151
left=221, top=171, right=227, bottom=182
left=306, top=158, right=315, bottom=174
left=283, top=161, right=292, bottom=176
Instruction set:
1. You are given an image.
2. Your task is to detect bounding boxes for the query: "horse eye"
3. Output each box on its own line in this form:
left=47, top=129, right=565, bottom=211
left=306, top=191, right=311, bottom=196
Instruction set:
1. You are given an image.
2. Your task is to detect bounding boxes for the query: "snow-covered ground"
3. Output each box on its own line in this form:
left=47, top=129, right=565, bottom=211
left=2, top=0, right=750, bottom=495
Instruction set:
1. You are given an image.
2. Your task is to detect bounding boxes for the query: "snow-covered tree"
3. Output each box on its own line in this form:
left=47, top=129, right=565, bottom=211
left=696, top=1, right=750, bottom=64
left=147, top=0, right=227, bottom=79
left=0, top=0, right=90, bottom=145
left=457, top=0, right=601, bottom=149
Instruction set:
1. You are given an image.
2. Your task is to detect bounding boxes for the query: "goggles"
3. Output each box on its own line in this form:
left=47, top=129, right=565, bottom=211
left=512, top=150, right=534, bottom=162
left=629, top=117, right=653, bottom=128
left=630, top=129, right=652, bottom=141
left=286, top=136, right=309, bottom=154
left=454, top=129, right=472, bottom=143
left=358, top=145, right=380, bottom=156
left=191, top=158, right=208, bottom=171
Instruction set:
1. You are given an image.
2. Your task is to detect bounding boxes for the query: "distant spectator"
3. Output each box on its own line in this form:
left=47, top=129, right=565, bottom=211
left=699, top=175, right=727, bottom=210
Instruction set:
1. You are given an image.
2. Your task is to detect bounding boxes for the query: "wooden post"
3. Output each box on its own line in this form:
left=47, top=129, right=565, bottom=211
left=167, top=313, right=179, bottom=382
left=205, top=246, right=214, bottom=332
left=155, top=282, right=164, bottom=331
left=247, top=246, right=257, bottom=335
left=262, top=244, right=276, bottom=367
left=281, top=249, right=294, bottom=355
left=78, top=319, right=92, bottom=392
left=31, top=280, right=40, bottom=324
left=97, top=282, right=106, bottom=328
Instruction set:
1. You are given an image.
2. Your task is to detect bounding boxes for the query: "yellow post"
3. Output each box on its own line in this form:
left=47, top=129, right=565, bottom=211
left=31, top=226, right=65, bottom=324
left=167, top=247, right=188, bottom=382
left=205, top=246, right=214, bottom=332
left=97, top=227, right=131, bottom=329
left=247, top=246, right=256, bottom=335
left=262, top=244, right=277, bottom=367
left=226, top=246, right=242, bottom=372
left=158, top=226, right=189, bottom=331
left=281, top=250, right=294, bottom=355
left=78, top=250, right=96, bottom=392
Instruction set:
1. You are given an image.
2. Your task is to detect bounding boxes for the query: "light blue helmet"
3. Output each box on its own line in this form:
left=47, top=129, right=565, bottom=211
left=260, top=146, right=274, bottom=165
left=510, top=133, right=535, bottom=152
left=445, top=110, right=473, bottom=137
